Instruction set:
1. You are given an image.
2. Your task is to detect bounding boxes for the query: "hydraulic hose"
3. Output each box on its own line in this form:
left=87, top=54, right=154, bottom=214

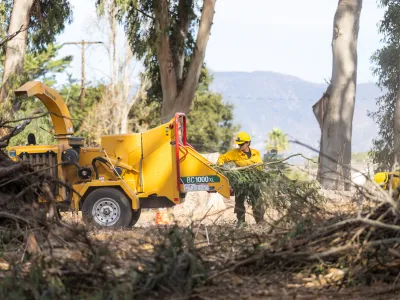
left=92, top=157, right=112, bottom=179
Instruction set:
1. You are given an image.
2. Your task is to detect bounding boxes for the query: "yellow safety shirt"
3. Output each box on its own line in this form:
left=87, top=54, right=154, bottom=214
left=217, top=148, right=263, bottom=167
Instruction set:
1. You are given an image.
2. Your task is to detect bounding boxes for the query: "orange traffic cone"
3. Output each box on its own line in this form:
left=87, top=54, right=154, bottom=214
left=155, top=208, right=170, bottom=225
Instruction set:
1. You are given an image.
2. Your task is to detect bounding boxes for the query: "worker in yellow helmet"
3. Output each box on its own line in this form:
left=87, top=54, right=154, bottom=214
left=373, top=171, right=400, bottom=199
left=217, top=131, right=264, bottom=226
left=373, top=172, right=389, bottom=189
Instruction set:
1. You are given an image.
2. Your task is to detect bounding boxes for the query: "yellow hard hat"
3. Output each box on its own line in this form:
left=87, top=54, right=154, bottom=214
left=234, top=131, right=251, bottom=144
left=373, top=172, right=388, bottom=186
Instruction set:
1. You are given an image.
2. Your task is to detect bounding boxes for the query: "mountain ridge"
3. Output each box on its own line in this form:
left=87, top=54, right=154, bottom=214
left=209, top=71, right=382, bottom=158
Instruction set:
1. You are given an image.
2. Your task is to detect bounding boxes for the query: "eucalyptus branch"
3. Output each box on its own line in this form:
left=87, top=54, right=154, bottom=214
left=132, top=6, right=155, bottom=20
left=222, top=153, right=317, bottom=171
left=265, top=153, right=317, bottom=166
left=0, top=113, right=49, bottom=126
left=0, top=25, right=27, bottom=47
left=0, top=120, right=31, bottom=144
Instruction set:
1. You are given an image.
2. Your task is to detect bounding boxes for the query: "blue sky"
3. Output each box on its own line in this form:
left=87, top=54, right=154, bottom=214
left=55, top=0, right=385, bottom=86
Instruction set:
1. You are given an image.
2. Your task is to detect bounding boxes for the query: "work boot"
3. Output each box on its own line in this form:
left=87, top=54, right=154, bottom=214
left=253, top=212, right=264, bottom=224
left=236, top=212, right=245, bottom=228
left=236, top=221, right=248, bottom=228
left=252, top=202, right=265, bottom=224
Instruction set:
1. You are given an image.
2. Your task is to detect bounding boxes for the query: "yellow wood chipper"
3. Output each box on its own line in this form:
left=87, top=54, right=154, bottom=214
left=7, top=81, right=231, bottom=228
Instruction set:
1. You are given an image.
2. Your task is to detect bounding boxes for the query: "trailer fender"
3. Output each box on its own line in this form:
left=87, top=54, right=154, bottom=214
left=73, top=180, right=139, bottom=211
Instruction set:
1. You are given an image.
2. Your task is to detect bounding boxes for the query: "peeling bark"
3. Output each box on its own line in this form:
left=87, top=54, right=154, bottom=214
left=0, top=0, right=35, bottom=105
left=313, top=85, right=331, bottom=181
left=172, top=0, right=191, bottom=84
left=155, top=0, right=179, bottom=122
left=394, top=85, right=400, bottom=167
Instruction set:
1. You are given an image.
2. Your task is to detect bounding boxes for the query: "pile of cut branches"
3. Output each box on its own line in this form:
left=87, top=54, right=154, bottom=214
left=202, top=175, right=400, bottom=289
left=0, top=121, right=128, bottom=298
left=216, top=154, right=325, bottom=227
left=5, top=117, right=400, bottom=298
left=0, top=142, right=55, bottom=250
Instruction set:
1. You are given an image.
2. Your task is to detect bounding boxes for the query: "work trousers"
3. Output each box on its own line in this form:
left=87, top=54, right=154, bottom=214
left=234, top=194, right=264, bottom=224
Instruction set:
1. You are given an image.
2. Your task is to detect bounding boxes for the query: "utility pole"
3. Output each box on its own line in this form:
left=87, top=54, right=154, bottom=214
left=61, top=40, right=103, bottom=108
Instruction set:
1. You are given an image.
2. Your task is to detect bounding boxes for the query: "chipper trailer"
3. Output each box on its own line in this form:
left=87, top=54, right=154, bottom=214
left=7, top=81, right=231, bottom=229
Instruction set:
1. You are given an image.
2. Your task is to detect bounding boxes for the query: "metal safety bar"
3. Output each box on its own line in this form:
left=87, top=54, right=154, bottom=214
left=174, top=113, right=187, bottom=192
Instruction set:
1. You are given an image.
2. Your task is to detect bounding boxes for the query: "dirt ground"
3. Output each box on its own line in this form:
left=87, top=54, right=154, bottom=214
left=58, top=189, right=400, bottom=300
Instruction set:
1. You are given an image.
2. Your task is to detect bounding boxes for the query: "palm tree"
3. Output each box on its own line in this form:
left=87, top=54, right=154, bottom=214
left=265, top=128, right=290, bottom=154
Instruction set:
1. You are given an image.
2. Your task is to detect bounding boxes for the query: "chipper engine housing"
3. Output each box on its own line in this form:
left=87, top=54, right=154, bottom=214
left=7, top=81, right=231, bottom=228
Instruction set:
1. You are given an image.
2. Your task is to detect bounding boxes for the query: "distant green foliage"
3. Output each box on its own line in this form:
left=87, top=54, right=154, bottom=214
left=286, top=169, right=309, bottom=181
left=129, top=100, right=162, bottom=133
left=128, top=68, right=238, bottom=153
left=7, top=47, right=75, bottom=146
left=186, top=71, right=238, bottom=153
left=0, top=1, right=9, bottom=42
left=59, top=80, right=104, bottom=132
left=9, top=82, right=103, bottom=147
left=28, top=0, right=73, bottom=52
left=0, top=44, right=72, bottom=117
left=309, top=152, right=370, bottom=171
left=22, top=44, right=72, bottom=86
left=265, top=128, right=290, bottom=154
left=351, top=152, right=370, bottom=163
left=1, top=1, right=73, bottom=119
left=8, top=107, right=55, bottom=146
left=369, top=0, right=400, bottom=170
left=0, top=0, right=73, bottom=55
left=312, top=152, right=370, bottom=163
left=112, top=0, right=201, bottom=102
left=187, top=92, right=237, bottom=153
left=1, top=44, right=72, bottom=85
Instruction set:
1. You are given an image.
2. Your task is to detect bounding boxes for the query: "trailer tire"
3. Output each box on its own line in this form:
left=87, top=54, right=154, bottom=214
left=129, top=209, right=141, bottom=227
left=82, top=188, right=132, bottom=229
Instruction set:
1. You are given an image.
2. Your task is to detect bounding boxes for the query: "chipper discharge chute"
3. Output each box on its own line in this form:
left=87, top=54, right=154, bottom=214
left=7, top=81, right=230, bottom=229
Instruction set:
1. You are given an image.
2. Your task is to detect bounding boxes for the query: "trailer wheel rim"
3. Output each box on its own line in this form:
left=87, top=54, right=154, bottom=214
left=92, top=197, right=121, bottom=226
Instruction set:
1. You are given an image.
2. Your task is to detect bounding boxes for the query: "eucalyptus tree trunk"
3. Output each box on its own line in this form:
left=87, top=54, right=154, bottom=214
left=318, top=0, right=363, bottom=190
left=155, top=0, right=216, bottom=122
left=0, top=0, right=34, bottom=106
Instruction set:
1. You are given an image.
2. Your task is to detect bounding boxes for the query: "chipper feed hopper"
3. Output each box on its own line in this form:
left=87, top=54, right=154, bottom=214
left=7, top=81, right=231, bottom=228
